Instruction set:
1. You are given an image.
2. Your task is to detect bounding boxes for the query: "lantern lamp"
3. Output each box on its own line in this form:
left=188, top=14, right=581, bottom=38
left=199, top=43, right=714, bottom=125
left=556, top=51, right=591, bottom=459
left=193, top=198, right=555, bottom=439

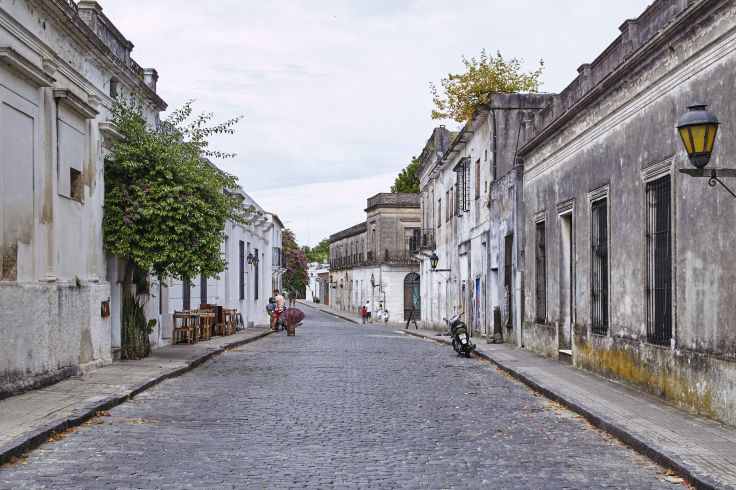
left=676, top=102, right=720, bottom=169
left=430, top=252, right=439, bottom=270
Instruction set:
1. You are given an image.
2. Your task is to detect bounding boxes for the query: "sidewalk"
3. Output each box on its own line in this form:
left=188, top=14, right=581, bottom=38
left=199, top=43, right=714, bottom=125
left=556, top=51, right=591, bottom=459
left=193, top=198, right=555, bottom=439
left=301, top=301, right=736, bottom=489
left=0, top=327, right=271, bottom=465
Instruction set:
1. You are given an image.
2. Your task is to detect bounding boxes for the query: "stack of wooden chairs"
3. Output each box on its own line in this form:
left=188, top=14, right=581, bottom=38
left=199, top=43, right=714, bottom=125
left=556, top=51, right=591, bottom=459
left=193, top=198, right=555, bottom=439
left=172, top=304, right=241, bottom=344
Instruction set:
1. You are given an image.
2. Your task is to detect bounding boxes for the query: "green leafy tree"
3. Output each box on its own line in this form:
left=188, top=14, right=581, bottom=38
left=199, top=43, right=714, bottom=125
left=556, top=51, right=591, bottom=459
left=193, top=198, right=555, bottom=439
left=390, top=156, right=420, bottom=193
left=282, top=229, right=309, bottom=298
left=104, top=98, right=243, bottom=357
left=430, top=49, right=544, bottom=123
left=303, top=238, right=329, bottom=264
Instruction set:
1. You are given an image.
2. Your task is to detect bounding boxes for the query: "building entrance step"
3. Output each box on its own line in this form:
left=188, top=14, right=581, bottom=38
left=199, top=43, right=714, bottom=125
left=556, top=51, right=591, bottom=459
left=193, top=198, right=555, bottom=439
left=558, top=349, right=573, bottom=364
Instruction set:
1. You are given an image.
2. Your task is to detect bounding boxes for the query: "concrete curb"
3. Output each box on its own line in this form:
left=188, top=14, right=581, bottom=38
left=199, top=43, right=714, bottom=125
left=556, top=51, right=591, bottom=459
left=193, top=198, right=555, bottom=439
left=0, top=330, right=272, bottom=466
left=400, top=330, right=725, bottom=490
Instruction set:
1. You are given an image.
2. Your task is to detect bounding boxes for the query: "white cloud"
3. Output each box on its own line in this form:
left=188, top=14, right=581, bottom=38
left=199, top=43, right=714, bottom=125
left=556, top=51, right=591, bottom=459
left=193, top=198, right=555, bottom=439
left=100, top=0, right=653, bottom=246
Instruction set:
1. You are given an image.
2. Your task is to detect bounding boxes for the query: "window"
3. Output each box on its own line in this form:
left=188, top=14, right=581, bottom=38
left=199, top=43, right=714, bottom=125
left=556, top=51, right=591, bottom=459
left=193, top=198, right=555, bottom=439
left=239, top=241, right=245, bottom=299
left=535, top=220, right=546, bottom=322
left=254, top=248, right=260, bottom=300
left=453, top=157, right=470, bottom=215
left=646, top=176, right=672, bottom=345
left=437, top=199, right=442, bottom=228
left=445, top=190, right=450, bottom=222
left=70, top=168, right=83, bottom=202
left=200, top=274, right=207, bottom=306
left=182, top=279, right=191, bottom=310
left=591, top=198, right=608, bottom=334
left=475, top=159, right=481, bottom=199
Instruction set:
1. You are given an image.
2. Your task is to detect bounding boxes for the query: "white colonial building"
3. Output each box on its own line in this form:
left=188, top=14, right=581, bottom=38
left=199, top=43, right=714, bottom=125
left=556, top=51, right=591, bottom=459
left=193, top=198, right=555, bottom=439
left=165, top=190, right=284, bottom=333
left=0, top=0, right=165, bottom=397
left=329, top=193, right=420, bottom=322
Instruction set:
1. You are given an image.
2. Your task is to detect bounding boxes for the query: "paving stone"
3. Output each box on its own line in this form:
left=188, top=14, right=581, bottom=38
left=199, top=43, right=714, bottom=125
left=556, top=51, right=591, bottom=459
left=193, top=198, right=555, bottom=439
left=0, top=308, right=671, bottom=488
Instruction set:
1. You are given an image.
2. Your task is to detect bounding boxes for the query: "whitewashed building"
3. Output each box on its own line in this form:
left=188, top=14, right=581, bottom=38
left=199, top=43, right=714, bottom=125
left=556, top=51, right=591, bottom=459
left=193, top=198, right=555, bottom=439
left=416, top=94, right=552, bottom=341
left=165, top=190, right=284, bottom=333
left=329, top=193, right=420, bottom=321
left=0, top=0, right=165, bottom=396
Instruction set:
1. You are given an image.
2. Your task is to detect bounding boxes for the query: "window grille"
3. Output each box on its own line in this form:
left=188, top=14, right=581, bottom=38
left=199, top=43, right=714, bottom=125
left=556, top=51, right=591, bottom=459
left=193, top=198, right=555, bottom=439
left=239, top=241, right=245, bottom=300
left=182, top=279, right=190, bottom=310
left=504, top=234, right=513, bottom=327
left=254, top=248, right=259, bottom=300
left=454, top=157, right=471, bottom=215
left=591, top=198, right=608, bottom=334
left=463, top=162, right=471, bottom=211
left=646, top=176, right=672, bottom=345
left=535, top=221, right=546, bottom=323
left=200, top=274, right=207, bottom=305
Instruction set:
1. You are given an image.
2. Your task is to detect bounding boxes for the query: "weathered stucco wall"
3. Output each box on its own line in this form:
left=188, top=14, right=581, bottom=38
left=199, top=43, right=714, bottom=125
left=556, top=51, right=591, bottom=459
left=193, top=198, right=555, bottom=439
left=0, top=282, right=110, bottom=399
left=519, top=0, right=736, bottom=425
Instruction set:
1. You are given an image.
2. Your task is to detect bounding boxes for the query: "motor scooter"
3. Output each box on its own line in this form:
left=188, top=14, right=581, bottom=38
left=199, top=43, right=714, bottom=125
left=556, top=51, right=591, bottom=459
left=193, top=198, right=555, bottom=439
left=444, top=313, right=476, bottom=357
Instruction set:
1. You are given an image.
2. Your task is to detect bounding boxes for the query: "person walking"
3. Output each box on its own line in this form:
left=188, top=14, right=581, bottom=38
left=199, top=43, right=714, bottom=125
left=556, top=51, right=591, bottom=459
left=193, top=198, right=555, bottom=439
left=361, top=304, right=367, bottom=324
left=365, top=300, right=372, bottom=323
left=288, top=290, right=296, bottom=308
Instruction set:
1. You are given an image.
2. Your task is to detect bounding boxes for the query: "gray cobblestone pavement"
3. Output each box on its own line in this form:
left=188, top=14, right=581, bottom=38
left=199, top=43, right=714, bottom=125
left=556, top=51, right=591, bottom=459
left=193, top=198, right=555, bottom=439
left=0, top=308, right=674, bottom=489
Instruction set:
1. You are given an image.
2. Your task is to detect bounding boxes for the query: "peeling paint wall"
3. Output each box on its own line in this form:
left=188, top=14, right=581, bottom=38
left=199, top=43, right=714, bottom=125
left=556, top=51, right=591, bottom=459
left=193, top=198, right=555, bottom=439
left=519, top=0, right=736, bottom=425
left=0, top=0, right=163, bottom=396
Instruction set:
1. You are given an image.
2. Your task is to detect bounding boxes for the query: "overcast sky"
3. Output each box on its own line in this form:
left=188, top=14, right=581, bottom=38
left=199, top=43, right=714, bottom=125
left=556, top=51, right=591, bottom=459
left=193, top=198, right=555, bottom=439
left=101, top=0, right=652, bottom=247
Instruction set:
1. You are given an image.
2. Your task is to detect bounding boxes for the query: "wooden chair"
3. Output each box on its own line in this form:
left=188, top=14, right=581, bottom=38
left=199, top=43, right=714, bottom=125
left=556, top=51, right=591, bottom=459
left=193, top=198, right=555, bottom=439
left=222, top=309, right=236, bottom=336
left=173, top=311, right=195, bottom=344
left=198, top=311, right=215, bottom=341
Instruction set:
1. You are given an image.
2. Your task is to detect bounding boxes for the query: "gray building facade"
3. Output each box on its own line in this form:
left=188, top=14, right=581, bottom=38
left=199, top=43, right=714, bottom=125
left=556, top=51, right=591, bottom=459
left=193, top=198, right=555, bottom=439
left=518, top=0, right=736, bottom=426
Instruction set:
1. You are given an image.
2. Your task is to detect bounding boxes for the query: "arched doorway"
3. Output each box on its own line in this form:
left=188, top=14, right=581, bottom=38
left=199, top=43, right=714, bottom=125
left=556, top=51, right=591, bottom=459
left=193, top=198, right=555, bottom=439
left=404, top=272, right=421, bottom=321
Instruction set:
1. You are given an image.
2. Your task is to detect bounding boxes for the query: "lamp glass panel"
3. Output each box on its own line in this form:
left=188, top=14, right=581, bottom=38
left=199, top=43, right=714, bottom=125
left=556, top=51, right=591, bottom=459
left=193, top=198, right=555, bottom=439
left=705, top=123, right=718, bottom=153
left=678, top=127, right=694, bottom=154
left=689, top=125, right=708, bottom=153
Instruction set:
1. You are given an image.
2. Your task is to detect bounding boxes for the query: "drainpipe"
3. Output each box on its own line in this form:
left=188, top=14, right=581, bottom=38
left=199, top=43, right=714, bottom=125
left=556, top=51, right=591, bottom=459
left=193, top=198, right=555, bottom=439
left=489, top=108, right=498, bottom=181
left=512, top=113, right=526, bottom=348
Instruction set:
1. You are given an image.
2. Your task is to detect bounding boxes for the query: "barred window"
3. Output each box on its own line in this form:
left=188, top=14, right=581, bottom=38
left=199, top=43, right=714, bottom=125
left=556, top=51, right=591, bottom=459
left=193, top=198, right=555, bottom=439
left=591, top=198, right=608, bottom=334
left=239, top=241, right=245, bottom=300
left=454, top=157, right=470, bottom=215
left=535, top=221, right=546, bottom=323
left=646, top=176, right=672, bottom=345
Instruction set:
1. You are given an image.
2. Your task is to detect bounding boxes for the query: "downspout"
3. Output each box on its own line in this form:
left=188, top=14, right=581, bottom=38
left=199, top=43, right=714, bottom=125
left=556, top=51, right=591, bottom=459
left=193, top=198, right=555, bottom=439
left=512, top=113, right=526, bottom=348
left=489, top=108, right=498, bottom=182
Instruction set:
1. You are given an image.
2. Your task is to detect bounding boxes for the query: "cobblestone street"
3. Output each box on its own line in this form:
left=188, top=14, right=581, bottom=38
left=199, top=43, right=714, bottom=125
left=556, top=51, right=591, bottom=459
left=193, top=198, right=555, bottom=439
left=1, top=308, right=671, bottom=489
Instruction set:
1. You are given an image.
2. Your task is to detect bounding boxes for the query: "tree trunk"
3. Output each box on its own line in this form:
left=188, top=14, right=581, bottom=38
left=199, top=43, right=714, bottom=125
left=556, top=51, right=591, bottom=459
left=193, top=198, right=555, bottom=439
left=120, top=259, right=151, bottom=359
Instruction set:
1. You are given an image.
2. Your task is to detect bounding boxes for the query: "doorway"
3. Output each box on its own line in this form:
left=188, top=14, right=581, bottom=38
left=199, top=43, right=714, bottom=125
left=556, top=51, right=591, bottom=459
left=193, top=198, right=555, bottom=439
left=559, top=212, right=574, bottom=354
left=403, top=273, right=421, bottom=320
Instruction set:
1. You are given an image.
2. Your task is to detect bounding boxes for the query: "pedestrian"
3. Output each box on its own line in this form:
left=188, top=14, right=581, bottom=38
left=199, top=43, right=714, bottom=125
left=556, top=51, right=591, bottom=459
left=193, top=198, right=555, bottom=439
left=365, top=300, right=372, bottom=323
left=361, top=304, right=367, bottom=324
left=288, top=290, right=296, bottom=308
left=383, top=309, right=390, bottom=324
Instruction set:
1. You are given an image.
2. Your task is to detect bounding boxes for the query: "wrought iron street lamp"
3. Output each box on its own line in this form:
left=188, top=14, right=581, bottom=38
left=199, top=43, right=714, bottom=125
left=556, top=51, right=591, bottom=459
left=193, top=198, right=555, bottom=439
left=428, top=252, right=450, bottom=272
left=247, top=253, right=254, bottom=265
left=370, top=273, right=375, bottom=289
left=252, top=254, right=259, bottom=267
left=677, top=102, right=720, bottom=168
left=677, top=102, right=736, bottom=198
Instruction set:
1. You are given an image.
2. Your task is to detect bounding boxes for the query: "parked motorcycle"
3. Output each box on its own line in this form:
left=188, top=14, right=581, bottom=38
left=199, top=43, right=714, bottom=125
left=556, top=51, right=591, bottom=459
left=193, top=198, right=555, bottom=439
left=444, top=313, right=476, bottom=357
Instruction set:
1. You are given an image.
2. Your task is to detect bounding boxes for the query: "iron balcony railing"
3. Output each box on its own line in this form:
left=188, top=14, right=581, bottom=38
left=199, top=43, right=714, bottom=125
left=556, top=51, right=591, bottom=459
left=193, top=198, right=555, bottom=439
left=329, top=249, right=417, bottom=269
left=408, top=229, right=435, bottom=252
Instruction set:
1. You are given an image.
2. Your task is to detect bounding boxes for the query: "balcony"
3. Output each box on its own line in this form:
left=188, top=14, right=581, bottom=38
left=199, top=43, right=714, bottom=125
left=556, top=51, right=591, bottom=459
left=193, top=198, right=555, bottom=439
left=408, top=229, right=435, bottom=252
left=272, top=247, right=284, bottom=268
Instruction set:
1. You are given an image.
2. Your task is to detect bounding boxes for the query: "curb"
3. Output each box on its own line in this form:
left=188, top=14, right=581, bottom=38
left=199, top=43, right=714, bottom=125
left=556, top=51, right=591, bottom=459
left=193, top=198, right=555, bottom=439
left=400, top=330, right=725, bottom=490
left=0, top=330, right=272, bottom=466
